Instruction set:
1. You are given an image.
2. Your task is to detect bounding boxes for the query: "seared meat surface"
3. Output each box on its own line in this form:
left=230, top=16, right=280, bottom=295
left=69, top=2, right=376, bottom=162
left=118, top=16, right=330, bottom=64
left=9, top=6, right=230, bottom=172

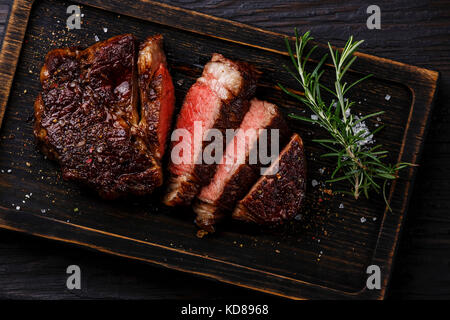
left=194, top=98, right=289, bottom=232
left=232, top=133, right=307, bottom=225
left=138, top=35, right=175, bottom=161
left=163, top=53, right=259, bottom=207
left=34, top=34, right=174, bottom=199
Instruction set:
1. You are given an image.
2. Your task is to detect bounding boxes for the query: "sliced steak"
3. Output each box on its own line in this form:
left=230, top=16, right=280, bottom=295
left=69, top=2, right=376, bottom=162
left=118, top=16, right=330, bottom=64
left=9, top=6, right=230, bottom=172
left=138, top=35, right=175, bottom=161
left=232, top=133, right=307, bottom=225
left=163, top=54, right=259, bottom=206
left=34, top=34, right=173, bottom=199
left=194, top=98, right=289, bottom=232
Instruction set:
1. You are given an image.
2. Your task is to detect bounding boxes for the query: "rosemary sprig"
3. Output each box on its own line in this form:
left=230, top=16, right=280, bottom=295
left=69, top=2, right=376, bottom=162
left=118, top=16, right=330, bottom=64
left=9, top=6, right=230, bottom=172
left=278, top=29, right=413, bottom=210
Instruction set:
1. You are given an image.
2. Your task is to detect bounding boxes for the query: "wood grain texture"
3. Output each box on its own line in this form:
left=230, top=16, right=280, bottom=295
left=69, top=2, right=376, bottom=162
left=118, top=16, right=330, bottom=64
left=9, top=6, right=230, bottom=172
left=0, top=0, right=438, bottom=299
left=0, top=0, right=448, bottom=299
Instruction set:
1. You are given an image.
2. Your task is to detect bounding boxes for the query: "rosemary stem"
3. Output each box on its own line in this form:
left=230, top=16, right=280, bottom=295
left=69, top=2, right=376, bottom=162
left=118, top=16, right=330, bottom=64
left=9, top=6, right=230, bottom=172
left=281, top=30, right=413, bottom=209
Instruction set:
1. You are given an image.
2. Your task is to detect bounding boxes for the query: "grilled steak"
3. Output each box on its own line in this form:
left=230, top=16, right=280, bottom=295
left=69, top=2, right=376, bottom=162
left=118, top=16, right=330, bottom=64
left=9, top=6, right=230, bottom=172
left=138, top=35, right=175, bottom=161
left=34, top=34, right=174, bottom=199
left=194, top=98, right=289, bottom=232
left=163, top=54, right=259, bottom=206
left=232, top=133, right=307, bottom=225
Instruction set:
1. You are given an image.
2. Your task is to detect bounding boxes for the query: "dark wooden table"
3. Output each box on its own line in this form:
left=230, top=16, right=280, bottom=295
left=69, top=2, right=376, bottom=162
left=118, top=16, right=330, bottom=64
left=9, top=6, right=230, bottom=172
left=0, top=0, right=449, bottom=299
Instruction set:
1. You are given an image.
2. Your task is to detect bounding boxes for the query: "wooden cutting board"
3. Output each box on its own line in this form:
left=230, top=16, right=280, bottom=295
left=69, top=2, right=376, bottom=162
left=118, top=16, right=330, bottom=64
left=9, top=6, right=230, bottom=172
left=0, top=0, right=438, bottom=299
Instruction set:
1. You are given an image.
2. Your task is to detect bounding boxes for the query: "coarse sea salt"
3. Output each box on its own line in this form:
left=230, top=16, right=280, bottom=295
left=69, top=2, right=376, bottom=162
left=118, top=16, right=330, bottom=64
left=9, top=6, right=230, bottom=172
left=360, top=217, right=366, bottom=223
left=352, top=116, right=374, bottom=147
left=311, top=114, right=319, bottom=121
left=94, top=35, right=100, bottom=42
left=312, top=179, right=319, bottom=187
left=385, top=94, right=391, bottom=101
left=339, top=203, right=344, bottom=209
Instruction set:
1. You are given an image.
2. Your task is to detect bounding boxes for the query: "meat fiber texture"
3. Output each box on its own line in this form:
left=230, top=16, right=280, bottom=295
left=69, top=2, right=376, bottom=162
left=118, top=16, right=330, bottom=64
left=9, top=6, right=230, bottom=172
left=232, top=133, right=307, bottom=225
left=34, top=34, right=175, bottom=199
left=164, top=53, right=259, bottom=207
left=193, top=98, right=290, bottom=232
left=138, top=35, right=175, bottom=161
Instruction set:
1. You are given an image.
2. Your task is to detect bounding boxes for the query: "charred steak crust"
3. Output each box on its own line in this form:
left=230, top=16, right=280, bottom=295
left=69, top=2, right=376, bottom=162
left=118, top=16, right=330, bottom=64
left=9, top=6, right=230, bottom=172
left=194, top=164, right=257, bottom=232
left=138, top=35, right=175, bottom=160
left=232, top=133, right=307, bottom=225
left=194, top=101, right=290, bottom=232
left=164, top=54, right=260, bottom=207
left=34, top=34, right=170, bottom=199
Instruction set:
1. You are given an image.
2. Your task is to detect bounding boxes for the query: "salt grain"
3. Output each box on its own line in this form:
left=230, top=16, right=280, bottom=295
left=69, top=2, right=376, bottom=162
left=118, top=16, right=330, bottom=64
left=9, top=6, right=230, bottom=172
left=311, top=114, right=318, bottom=121
left=312, top=179, right=319, bottom=187
left=339, top=203, right=344, bottom=209
left=103, top=27, right=108, bottom=33
left=94, top=35, right=100, bottom=42
left=352, top=116, right=374, bottom=147
left=16, top=206, right=20, bottom=210
left=360, top=217, right=366, bottom=223
left=385, top=94, right=391, bottom=101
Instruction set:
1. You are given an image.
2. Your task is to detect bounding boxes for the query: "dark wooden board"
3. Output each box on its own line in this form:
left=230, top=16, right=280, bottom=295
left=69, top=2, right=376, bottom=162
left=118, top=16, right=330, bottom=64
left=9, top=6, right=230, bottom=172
left=0, top=0, right=438, bottom=299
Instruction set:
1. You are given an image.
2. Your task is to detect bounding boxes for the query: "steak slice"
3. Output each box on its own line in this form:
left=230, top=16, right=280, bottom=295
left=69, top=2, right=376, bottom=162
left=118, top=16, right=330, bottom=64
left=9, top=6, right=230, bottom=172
left=34, top=34, right=172, bottom=199
left=138, top=35, right=175, bottom=161
left=163, top=54, right=259, bottom=206
left=194, top=98, right=289, bottom=232
left=232, top=133, right=307, bottom=225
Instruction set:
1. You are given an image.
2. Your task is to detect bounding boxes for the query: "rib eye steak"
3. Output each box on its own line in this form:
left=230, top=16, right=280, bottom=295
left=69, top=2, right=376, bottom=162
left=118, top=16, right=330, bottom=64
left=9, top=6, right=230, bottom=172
left=232, top=133, right=307, bottom=225
left=34, top=34, right=174, bottom=199
left=163, top=53, right=259, bottom=207
left=194, top=98, right=289, bottom=232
